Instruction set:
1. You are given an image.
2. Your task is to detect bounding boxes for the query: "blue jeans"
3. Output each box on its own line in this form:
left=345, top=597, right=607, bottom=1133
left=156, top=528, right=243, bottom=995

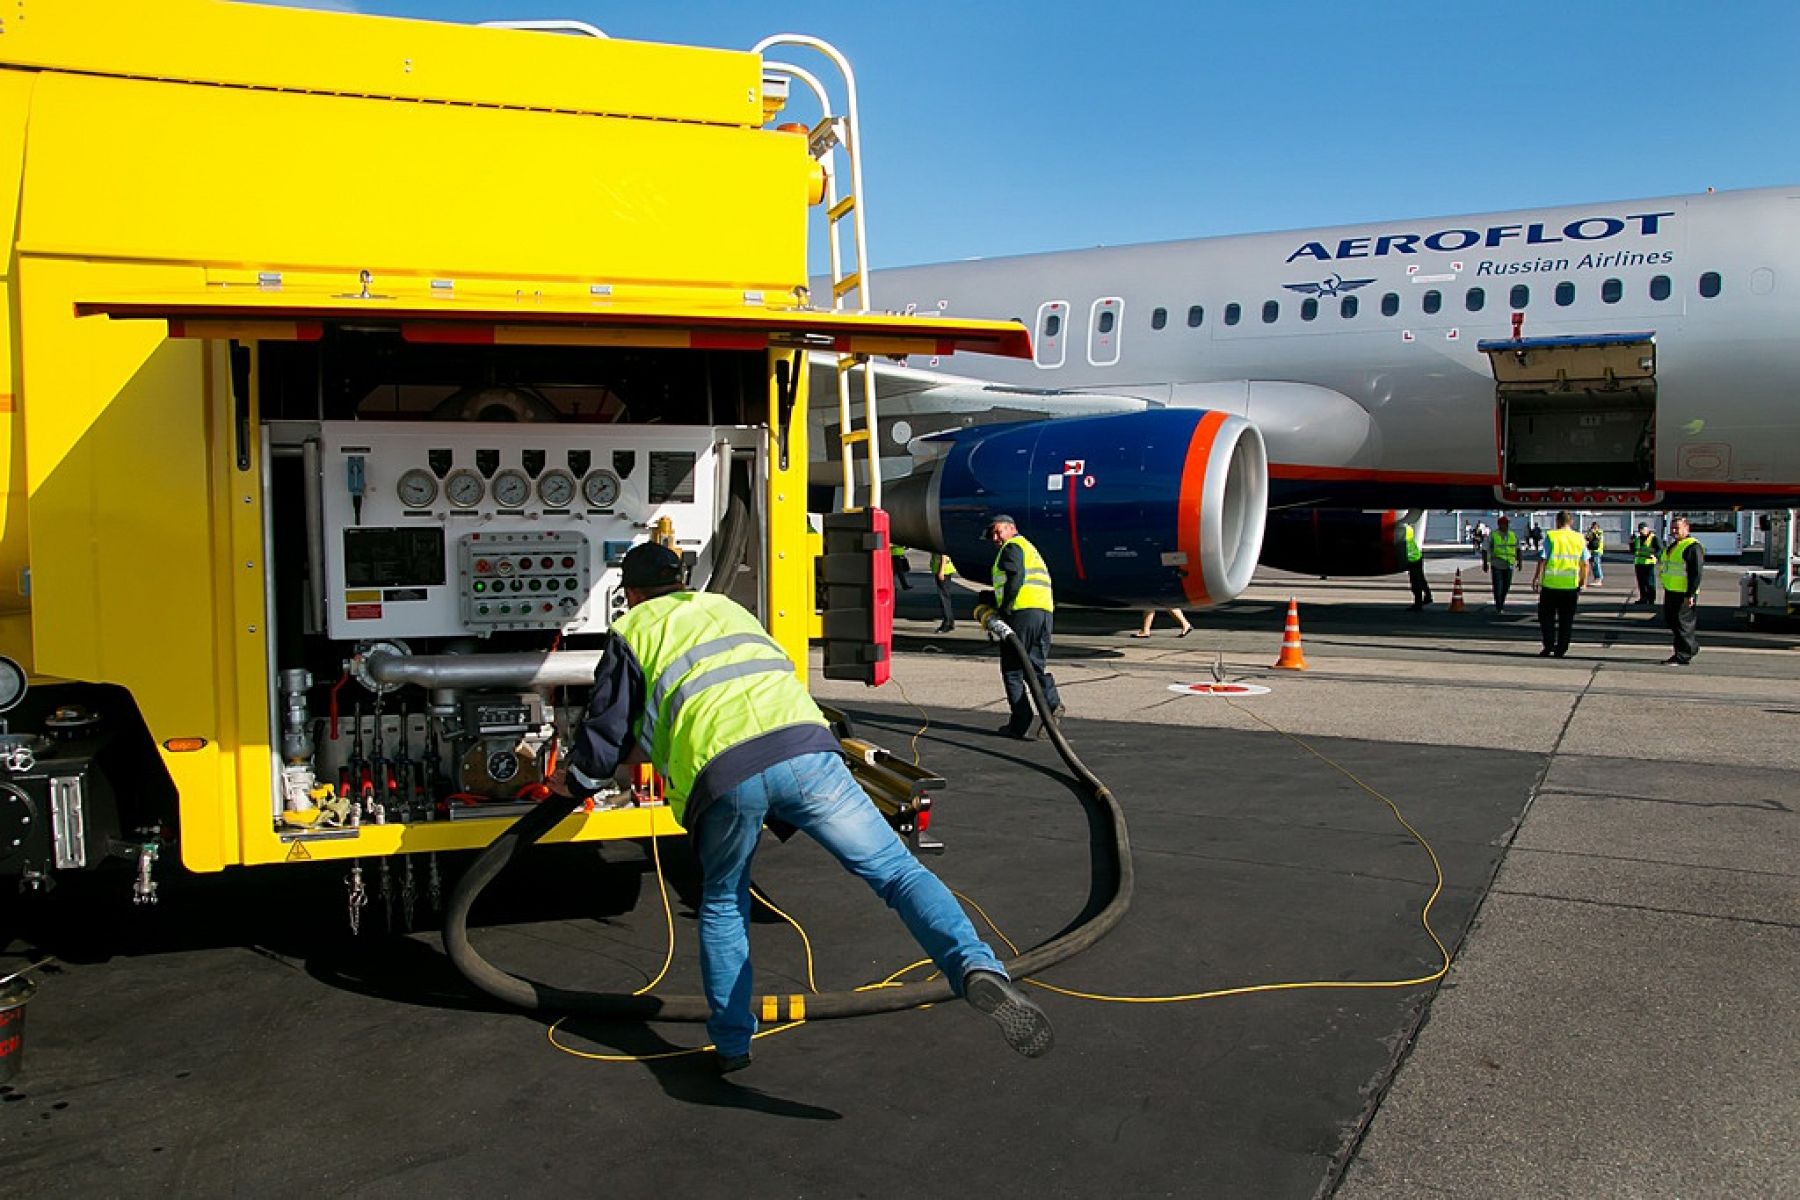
left=690, top=751, right=1005, bottom=1056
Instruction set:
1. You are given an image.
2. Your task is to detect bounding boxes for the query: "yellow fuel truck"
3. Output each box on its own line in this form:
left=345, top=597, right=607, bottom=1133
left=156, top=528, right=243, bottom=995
left=0, top=1, right=1025, bottom=911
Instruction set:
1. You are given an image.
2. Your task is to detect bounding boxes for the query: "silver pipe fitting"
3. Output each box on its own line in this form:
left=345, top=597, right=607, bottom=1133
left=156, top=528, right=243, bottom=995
left=363, top=650, right=605, bottom=691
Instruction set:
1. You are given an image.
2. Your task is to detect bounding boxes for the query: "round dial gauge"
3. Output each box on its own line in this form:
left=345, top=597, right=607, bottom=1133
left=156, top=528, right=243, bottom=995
left=486, top=749, right=520, bottom=782
left=0, top=656, right=27, bottom=713
left=492, top=469, right=531, bottom=508
left=582, top=469, right=621, bottom=508
left=537, top=469, right=576, bottom=508
left=445, top=468, right=485, bottom=508
left=396, top=467, right=438, bottom=508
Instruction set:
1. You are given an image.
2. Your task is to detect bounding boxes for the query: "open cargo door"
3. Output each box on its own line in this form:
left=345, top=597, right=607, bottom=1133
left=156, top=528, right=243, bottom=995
left=1478, top=332, right=1658, bottom=506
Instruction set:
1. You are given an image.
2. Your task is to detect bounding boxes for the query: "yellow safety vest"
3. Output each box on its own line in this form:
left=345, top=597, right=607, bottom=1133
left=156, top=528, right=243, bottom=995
left=991, top=535, right=1054, bottom=612
left=1632, top=534, right=1658, bottom=565
left=1660, top=537, right=1699, bottom=594
left=1542, top=529, right=1585, bottom=590
left=1488, top=529, right=1518, bottom=568
left=1403, top=524, right=1422, bottom=563
left=930, top=553, right=956, bottom=577
left=1588, top=530, right=1606, bottom=556
left=611, top=591, right=827, bottom=815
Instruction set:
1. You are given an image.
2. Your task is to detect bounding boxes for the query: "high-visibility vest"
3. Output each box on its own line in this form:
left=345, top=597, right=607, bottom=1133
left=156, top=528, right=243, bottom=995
left=610, top=591, right=827, bottom=816
left=1588, top=530, right=1606, bottom=556
left=1403, top=524, right=1422, bottom=563
left=930, top=553, right=956, bottom=577
left=1488, top=528, right=1519, bottom=568
left=1632, top=534, right=1658, bottom=565
left=1542, top=528, right=1585, bottom=589
left=1660, top=537, right=1700, bottom=594
left=890, top=543, right=909, bottom=557
left=991, top=535, right=1054, bottom=612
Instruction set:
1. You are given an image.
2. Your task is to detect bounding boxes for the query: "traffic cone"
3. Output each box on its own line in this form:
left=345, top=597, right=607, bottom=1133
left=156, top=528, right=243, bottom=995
left=1448, top=570, right=1467, bottom=613
left=1272, top=598, right=1309, bottom=670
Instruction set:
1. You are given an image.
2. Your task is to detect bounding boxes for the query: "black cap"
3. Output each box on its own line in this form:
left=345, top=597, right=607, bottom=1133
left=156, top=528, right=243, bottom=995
left=983, top=512, right=1017, bottom=532
left=620, top=543, right=685, bottom=589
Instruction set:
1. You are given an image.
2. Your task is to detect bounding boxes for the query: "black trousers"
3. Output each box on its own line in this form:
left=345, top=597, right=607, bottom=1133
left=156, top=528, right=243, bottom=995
left=934, top=576, right=956, bottom=627
left=1634, top=563, right=1657, bottom=604
left=1663, top=592, right=1699, bottom=662
left=999, top=608, right=1063, bottom=734
left=890, top=556, right=911, bottom=591
left=1490, top=565, right=1514, bottom=608
left=1537, top=587, right=1578, bottom=655
left=1407, top=559, right=1432, bottom=606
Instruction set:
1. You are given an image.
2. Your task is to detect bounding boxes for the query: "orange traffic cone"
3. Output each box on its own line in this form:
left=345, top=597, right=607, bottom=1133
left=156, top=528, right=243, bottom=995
left=1448, top=569, right=1467, bottom=613
left=1272, top=597, right=1309, bottom=670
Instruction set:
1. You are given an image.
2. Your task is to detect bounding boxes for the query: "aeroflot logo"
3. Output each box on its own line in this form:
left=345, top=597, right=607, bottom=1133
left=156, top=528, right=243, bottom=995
left=1286, top=211, right=1675, bottom=263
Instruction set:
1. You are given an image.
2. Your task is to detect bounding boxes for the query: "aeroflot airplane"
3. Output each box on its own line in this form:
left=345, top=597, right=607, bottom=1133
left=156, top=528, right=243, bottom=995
left=808, top=185, right=1800, bottom=609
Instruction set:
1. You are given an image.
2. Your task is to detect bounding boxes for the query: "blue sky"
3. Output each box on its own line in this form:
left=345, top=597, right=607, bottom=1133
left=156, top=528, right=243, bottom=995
left=252, top=1, right=1800, bottom=268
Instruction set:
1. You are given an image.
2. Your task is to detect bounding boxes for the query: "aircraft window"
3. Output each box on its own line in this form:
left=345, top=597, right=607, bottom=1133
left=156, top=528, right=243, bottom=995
left=1043, top=313, right=1062, bottom=338
left=1423, top=290, right=1442, bottom=315
left=1224, top=303, right=1242, bottom=326
left=1555, top=281, right=1576, bottom=307
left=1187, top=305, right=1204, bottom=327
left=1098, top=310, right=1117, bottom=334
left=1151, top=307, right=1168, bottom=330
left=1262, top=300, right=1279, bottom=324
left=1650, top=275, right=1671, bottom=301
left=1380, top=292, right=1399, bottom=317
left=1466, top=287, right=1486, bottom=312
left=1602, top=278, right=1623, bottom=304
left=1301, top=298, right=1318, bottom=321
left=1699, top=271, right=1722, bottom=298
left=1510, top=284, right=1530, bottom=309
left=1340, top=295, right=1359, bottom=318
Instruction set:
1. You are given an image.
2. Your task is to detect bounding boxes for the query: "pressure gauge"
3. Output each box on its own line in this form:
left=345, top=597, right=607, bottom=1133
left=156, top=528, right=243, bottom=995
left=487, top=749, right=520, bottom=782
left=0, top=656, right=26, bottom=713
left=582, top=469, right=621, bottom=508
left=396, top=467, right=438, bottom=508
left=537, top=468, right=576, bottom=508
left=492, top=469, right=531, bottom=508
left=445, top=468, right=485, bottom=508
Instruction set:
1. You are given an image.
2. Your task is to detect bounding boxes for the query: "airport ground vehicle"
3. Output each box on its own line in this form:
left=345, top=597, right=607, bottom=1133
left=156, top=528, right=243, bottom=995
left=1738, top=510, right=1798, bottom=623
left=0, top=2, right=1026, bottom=903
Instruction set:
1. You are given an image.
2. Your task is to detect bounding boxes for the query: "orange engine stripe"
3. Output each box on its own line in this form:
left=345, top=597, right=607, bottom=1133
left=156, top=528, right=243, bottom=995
left=1177, top=411, right=1229, bottom=607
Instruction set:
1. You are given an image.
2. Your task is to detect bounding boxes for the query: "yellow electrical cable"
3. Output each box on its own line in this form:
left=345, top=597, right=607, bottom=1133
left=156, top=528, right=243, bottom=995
left=885, top=671, right=931, bottom=766
left=630, top=807, right=676, bottom=997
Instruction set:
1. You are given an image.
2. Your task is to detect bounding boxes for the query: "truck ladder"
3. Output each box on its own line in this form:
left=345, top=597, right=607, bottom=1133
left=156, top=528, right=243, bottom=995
left=755, top=35, right=884, bottom=512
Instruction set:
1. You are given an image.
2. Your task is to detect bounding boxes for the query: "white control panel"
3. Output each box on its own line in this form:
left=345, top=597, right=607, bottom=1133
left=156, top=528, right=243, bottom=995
left=321, top=421, right=743, bottom=639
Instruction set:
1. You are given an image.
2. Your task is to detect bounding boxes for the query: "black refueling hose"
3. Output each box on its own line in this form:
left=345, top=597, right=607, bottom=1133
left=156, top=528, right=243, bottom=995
left=443, top=608, right=1133, bottom=1021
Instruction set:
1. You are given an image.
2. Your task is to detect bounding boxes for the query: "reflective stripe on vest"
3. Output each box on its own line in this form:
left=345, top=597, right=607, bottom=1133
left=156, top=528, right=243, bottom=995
left=1403, top=524, right=1422, bottom=563
left=612, top=592, right=826, bottom=812
left=1489, top=529, right=1518, bottom=568
left=991, top=535, right=1054, bottom=612
left=1543, top=529, right=1585, bottom=589
left=1661, top=537, right=1698, bottom=593
left=1633, top=534, right=1658, bottom=565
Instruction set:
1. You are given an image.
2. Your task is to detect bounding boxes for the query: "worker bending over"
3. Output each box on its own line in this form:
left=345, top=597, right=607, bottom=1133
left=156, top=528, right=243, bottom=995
left=561, top=544, right=1053, bottom=1072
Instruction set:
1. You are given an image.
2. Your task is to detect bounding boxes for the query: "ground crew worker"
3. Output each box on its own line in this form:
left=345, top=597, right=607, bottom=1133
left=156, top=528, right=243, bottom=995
left=1631, top=522, right=1661, bottom=606
left=931, top=551, right=957, bottom=633
left=889, top=541, right=912, bottom=591
left=1482, top=515, right=1520, bottom=612
left=1403, top=520, right=1433, bottom=610
left=981, top=514, right=1065, bottom=739
left=561, top=543, right=1052, bottom=1070
left=1659, top=516, right=1705, bottom=665
left=1530, top=510, right=1589, bottom=657
left=1586, top=522, right=1607, bottom=586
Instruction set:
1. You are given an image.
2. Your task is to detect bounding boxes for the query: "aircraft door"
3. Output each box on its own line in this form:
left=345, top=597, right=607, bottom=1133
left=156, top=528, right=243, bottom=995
left=1478, top=332, right=1660, bottom=506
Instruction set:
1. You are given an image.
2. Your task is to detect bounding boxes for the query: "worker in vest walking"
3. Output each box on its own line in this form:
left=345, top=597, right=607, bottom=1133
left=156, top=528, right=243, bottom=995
left=1482, top=515, right=1521, bottom=613
left=982, top=514, right=1066, bottom=739
left=561, top=544, right=1053, bottom=1071
left=1529, top=510, right=1589, bottom=657
left=1402, top=520, right=1433, bottom=611
left=1631, top=522, right=1662, bottom=606
left=930, top=550, right=958, bottom=634
left=1659, top=516, right=1705, bottom=665
left=1586, top=522, right=1607, bottom=586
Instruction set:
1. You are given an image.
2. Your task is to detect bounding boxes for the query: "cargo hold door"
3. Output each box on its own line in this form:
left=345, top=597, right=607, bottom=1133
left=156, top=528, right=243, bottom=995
left=1478, top=332, right=1658, bottom=506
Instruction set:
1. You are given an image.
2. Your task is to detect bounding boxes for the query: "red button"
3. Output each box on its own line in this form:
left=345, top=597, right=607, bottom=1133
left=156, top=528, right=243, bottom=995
left=475, top=559, right=491, bottom=574
left=561, top=556, right=575, bottom=568
left=540, top=556, right=554, bottom=569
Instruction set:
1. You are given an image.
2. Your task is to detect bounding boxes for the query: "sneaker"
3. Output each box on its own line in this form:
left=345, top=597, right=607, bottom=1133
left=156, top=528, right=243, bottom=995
left=1033, top=704, right=1066, bottom=741
left=1661, top=655, right=1690, bottom=666
left=934, top=623, right=955, bottom=633
left=714, top=1051, right=753, bottom=1075
left=1538, top=648, right=1553, bottom=657
left=963, top=970, right=1054, bottom=1058
left=995, top=724, right=1031, bottom=740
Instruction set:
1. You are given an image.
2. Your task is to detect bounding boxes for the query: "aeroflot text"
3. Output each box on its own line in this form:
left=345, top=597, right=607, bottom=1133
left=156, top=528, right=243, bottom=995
left=1286, top=212, right=1675, bottom=263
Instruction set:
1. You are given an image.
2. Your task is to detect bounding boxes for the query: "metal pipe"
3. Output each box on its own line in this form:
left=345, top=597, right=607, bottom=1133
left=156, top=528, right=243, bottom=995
left=302, top=437, right=326, bottom=634
left=364, top=650, right=604, bottom=690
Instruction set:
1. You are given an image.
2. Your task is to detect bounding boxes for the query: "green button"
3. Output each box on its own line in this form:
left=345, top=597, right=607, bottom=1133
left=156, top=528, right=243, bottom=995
left=473, top=581, right=486, bottom=593
left=477, top=604, right=489, bottom=615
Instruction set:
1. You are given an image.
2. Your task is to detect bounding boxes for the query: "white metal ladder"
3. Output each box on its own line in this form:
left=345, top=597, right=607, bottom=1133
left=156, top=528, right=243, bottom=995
left=754, top=35, right=884, bottom=512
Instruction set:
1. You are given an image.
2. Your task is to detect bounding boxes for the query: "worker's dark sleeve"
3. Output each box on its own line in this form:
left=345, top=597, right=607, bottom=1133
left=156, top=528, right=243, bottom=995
left=996, top=543, right=1025, bottom=613
left=565, top=632, right=646, bottom=799
left=1685, top=541, right=1705, bottom=595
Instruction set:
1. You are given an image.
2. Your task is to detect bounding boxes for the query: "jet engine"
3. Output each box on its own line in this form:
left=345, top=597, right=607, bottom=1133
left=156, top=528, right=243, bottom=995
left=1259, top=508, right=1412, bottom=577
left=885, top=409, right=1267, bottom=608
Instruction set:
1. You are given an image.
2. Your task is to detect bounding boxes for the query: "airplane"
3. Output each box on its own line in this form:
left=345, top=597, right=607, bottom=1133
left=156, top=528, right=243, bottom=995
left=808, top=185, right=1800, bottom=608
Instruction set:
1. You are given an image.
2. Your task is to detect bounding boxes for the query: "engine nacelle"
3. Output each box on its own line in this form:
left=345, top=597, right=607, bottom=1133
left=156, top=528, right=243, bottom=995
left=885, top=409, right=1267, bottom=608
left=1260, top=509, right=1411, bottom=577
